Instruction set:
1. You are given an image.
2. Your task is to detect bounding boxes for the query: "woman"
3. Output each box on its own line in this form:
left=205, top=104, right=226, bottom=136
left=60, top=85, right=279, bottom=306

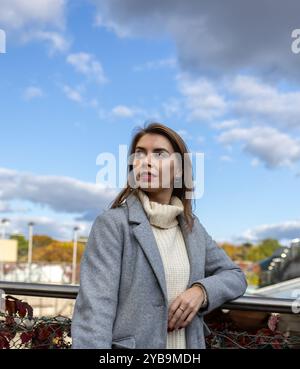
left=71, top=122, right=247, bottom=349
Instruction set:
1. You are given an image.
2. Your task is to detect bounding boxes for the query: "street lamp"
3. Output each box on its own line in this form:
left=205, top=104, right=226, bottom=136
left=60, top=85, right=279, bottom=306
left=1, top=218, right=10, bottom=239
left=72, top=226, right=80, bottom=284
left=27, top=221, right=35, bottom=282
left=0, top=218, right=10, bottom=280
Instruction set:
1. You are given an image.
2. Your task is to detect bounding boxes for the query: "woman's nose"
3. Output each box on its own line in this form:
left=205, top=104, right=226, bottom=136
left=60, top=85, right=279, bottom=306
left=141, top=153, right=153, bottom=167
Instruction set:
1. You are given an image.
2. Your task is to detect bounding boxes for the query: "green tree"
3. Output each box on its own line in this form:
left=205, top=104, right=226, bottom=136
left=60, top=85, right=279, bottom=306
left=245, top=238, right=281, bottom=262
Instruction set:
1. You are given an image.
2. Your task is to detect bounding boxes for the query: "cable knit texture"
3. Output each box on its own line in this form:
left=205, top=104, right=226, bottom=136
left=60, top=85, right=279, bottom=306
left=136, top=188, right=190, bottom=349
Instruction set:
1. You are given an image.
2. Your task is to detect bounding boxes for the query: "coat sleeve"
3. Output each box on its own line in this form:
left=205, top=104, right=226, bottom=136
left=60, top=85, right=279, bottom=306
left=190, top=217, right=248, bottom=316
left=71, top=210, right=123, bottom=348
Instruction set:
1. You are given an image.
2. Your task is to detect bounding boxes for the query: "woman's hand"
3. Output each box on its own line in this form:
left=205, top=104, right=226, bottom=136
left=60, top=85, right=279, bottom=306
left=167, top=285, right=205, bottom=332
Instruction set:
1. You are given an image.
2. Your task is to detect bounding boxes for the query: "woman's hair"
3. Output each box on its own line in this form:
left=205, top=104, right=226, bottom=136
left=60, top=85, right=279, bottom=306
left=109, top=121, right=196, bottom=232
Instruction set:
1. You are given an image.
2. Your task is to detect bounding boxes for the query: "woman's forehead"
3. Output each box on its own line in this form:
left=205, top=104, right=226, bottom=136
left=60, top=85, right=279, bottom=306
left=136, top=133, right=174, bottom=151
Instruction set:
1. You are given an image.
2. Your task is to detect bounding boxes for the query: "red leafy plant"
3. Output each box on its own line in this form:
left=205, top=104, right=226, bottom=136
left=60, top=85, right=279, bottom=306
left=205, top=311, right=294, bottom=349
left=0, top=295, right=71, bottom=349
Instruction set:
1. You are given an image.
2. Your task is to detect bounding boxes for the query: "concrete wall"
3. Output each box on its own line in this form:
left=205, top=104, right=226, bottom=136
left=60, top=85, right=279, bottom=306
left=0, top=239, right=18, bottom=262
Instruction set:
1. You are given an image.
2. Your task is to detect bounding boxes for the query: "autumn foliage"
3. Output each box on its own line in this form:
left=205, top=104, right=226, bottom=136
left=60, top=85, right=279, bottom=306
left=32, top=241, right=85, bottom=263
left=0, top=296, right=71, bottom=349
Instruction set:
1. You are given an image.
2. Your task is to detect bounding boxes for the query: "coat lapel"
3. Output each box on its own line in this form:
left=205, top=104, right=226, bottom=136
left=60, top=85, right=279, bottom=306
left=126, top=191, right=168, bottom=304
left=126, top=191, right=200, bottom=306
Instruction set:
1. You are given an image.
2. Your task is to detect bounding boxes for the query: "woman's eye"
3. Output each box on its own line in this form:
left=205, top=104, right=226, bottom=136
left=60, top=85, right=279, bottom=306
left=134, top=151, right=169, bottom=159
left=134, top=151, right=144, bottom=158
left=155, top=152, right=168, bottom=158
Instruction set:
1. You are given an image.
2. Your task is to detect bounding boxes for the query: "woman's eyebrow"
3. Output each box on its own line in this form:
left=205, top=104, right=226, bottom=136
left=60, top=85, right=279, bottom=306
left=135, top=146, right=170, bottom=153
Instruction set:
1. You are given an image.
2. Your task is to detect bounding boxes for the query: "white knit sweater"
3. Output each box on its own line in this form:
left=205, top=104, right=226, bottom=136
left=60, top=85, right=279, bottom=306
left=136, top=189, right=190, bottom=349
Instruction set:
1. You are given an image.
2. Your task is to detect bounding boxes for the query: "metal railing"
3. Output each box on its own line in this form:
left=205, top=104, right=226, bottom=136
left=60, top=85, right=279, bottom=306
left=1, top=281, right=300, bottom=349
left=0, top=281, right=78, bottom=299
left=0, top=281, right=298, bottom=314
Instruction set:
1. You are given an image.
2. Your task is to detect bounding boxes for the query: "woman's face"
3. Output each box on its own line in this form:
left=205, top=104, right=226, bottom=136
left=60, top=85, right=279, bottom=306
left=131, top=133, right=182, bottom=193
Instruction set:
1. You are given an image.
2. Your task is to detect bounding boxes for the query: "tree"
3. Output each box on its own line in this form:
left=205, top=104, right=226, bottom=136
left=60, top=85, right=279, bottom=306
left=32, top=241, right=85, bottom=263
left=245, top=238, right=281, bottom=262
left=221, top=242, right=245, bottom=260
left=32, top=235, right=54, bottom=248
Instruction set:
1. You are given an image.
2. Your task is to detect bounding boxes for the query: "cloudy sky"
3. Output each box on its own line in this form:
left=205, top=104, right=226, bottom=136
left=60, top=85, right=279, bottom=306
left=0, top=0, right=300, bottom=245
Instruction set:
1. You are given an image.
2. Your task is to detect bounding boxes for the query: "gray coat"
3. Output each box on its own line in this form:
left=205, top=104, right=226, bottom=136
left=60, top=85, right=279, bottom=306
left=71, top=191, right=247, bottom=349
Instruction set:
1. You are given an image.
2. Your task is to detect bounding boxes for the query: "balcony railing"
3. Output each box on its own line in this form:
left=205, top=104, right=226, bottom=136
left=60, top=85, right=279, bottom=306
left=0, top=281, right=299, bottom=349
left=0, top=281, right=298, bottom=313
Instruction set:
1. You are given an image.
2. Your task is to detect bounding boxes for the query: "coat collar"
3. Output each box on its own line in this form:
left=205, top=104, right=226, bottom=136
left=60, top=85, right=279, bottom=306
left=135, top=188, right=184, bottom=229
left=125, top=190, right=200, bottom=306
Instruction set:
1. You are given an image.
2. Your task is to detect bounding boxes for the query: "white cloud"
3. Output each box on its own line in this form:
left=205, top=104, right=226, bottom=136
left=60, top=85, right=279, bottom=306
left=93, top=12, right=132, bottom=38
left=176, top=73, right=226, bottom=121
left=0, top=0, right=68, bottom=53
left=62, top=85, right=84, bottom=103
left=110, top=104, right=151, bottom=120
left=217, top=126, right=300, bottom=169
left=178, top=74, right=300, bottom=131
left=0, top=167, right=118, bottom=221
left=21, top=30, right=70, bottom=53
left=211, top=120, right=240, bottom=130
left=239, top=220, right=300, bottom=243
left=229, top=75, right=300, bottom=130
left=61, top=84, right=101, bottom=109
left=23, top=86, right=44, bottom=100
left=0, top=0, right=66, bottom=30
left=66, top=52, right=108, bottom=84
left=172, top=73, right=300, bottom=169
left=112, top=105, right=135, bottom=118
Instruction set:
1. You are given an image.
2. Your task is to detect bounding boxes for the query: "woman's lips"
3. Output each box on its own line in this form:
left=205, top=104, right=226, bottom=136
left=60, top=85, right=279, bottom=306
left=140, top=173, right=157, bottom=181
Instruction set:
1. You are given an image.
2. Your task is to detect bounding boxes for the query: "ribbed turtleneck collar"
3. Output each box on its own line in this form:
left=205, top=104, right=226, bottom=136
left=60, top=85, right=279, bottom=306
left=136, top=188, right=184, bottom=229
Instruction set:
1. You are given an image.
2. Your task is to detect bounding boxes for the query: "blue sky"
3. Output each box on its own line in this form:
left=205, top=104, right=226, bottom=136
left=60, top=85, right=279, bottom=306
left=1, top=0, right=300, bottom=245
